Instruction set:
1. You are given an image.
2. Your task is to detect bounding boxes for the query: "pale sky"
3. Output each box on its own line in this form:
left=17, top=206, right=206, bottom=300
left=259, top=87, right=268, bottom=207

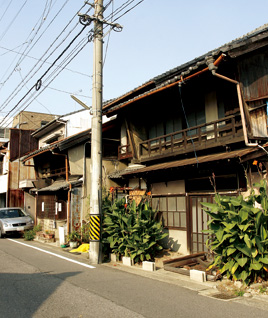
left=0, top=0, right=268, bottom=127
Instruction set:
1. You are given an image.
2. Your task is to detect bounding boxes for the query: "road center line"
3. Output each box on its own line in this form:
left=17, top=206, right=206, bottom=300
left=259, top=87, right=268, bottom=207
left=8, top=239, right=95, bottom=269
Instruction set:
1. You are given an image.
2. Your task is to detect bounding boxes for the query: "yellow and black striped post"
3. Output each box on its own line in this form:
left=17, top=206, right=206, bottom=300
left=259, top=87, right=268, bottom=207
left=89, top=214, right=101, bottom=242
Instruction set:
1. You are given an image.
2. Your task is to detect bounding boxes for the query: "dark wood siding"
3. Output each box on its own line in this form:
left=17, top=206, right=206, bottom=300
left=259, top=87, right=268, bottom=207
left=239, top=51, right=268, bottom=101
left=37, top=194, right=67, bottom=220
left=10, top=129, right=38, bottom=161
left=8, top=189, right=24, bottom=208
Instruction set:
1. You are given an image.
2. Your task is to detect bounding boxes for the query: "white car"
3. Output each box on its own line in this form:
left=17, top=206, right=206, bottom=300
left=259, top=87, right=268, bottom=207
left=0, top=207, right=34, bottom=238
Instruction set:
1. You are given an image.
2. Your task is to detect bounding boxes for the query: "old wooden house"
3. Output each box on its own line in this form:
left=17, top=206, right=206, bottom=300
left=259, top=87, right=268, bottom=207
left=0, top=111, right=57, bottom=211
left=22, top=110, right=123, bottom=242
left=103, top=24, right=268, bottom=255
left=0, top=127, right=10, bottom=208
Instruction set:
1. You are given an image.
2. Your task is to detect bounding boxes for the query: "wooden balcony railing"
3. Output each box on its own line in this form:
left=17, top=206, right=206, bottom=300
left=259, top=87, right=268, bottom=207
left=41, top=167, right=68, bottom=178
left=139, top=114, right=244, bottom=161
left=118, top=144, right=133, bottom=160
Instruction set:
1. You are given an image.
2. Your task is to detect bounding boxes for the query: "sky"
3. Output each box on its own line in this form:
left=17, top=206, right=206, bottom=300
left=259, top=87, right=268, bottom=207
left=0, top=0, right=268, bottom=127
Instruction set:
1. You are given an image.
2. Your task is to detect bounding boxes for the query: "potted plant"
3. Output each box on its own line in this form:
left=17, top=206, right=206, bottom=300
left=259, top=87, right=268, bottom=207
left=44, top=230, right=55, bottom=239
left=67, top=230, right=81, bottom=248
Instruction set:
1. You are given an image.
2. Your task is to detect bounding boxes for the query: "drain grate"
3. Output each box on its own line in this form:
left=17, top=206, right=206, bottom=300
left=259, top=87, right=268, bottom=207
left=210, top=293, right=238, bottom=300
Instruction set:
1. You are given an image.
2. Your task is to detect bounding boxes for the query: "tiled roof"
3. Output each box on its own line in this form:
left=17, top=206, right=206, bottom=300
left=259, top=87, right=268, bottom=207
left=103, top=23, right=268, bottom=113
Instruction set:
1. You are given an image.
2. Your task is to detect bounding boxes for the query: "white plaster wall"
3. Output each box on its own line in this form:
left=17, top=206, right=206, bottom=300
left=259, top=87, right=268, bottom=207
left=205, top=91, right=218, bottom=122
left=120, top=121, right=127, bottom=153
left=39, top=125, right=65, bottom=148
left=152, top=180, right=188, bottom=255
left=161, top=229, right=188, bottom=255
left=129, top=178, right=146, bottom=190
left=0, top=174, right=8, bottom=193
left=65, top=110, right=91, bottom=136
left=152, top=180, right=185, bottom=194
left=3, top=150, right=9, bottom=174
left=68, top=144, right=84, bottom=175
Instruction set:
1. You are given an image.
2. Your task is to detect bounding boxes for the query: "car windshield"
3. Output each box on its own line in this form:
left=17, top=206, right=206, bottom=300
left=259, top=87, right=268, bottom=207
left=0, top=209, right=26, bottom=219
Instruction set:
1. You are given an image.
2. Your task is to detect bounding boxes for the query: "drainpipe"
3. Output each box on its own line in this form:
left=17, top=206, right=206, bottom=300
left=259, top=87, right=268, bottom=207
left=82, top=141, right=91, bottom=238
left=83, top=141, right=91, bottom=199
left=206, top=56, right=262, bottom=151
left=50, top=151, right=71, bottom=234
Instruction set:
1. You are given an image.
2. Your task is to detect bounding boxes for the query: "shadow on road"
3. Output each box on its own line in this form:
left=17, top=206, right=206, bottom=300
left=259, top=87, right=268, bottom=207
left=0, top=271, right=81, bottom=317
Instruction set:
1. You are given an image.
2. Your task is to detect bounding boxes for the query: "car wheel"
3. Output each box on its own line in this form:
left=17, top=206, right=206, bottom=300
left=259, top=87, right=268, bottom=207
left=0, top=228, right=2, bottom=238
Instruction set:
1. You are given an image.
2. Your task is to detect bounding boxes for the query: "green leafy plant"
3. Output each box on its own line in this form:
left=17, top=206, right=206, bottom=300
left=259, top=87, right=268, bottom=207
left=202, top=179, right=268, bottom=285
left=234, top=290, right=245, bottom=297
left=23, top=229, right=35, bottom=241
left=33, top=223, right=42, bottom=233
left=102, top=195, right=168, bottom=263
left=23, top=223, right=42, bottom=241
left=68, top=230, right=81, bottom=242
left=81, top=222, right=90, bottom=242
left=259, top=285, right=267, bottom=293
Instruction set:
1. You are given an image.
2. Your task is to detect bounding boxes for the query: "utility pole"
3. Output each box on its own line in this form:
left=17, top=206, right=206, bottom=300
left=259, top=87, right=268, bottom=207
left=79, top=1, right=122, bottom=265
left=89, top=0, right=103, bottom=264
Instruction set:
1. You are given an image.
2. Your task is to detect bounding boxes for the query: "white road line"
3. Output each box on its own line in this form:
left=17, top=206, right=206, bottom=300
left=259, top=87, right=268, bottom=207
left=8, top=239, right=95, bottom=269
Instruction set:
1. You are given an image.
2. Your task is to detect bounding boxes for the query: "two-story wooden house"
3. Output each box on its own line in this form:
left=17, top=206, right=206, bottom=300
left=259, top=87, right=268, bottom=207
left=103, top=24, right=268, bottom=255
left=22, top=110, right=123, bottom=242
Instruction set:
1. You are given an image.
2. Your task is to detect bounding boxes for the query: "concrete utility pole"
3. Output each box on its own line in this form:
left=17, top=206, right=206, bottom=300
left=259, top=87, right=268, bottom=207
left=79, top=0, right=122, bottom=264
left=89, top=0, right=104, bottom=264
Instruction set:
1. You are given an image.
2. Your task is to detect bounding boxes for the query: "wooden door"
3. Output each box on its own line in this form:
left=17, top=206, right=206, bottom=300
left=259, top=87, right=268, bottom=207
left=189, top=195, right=213, bottom=254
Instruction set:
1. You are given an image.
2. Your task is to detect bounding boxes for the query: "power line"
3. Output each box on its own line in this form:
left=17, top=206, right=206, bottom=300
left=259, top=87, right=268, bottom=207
left=0, top=0, right=14, bottom=24
left=0, top=0, right=55, bottom=85
left=17, top=68, right=52, bottom=115
left=0, top=0, right=71, bottom=89
left=1, top=0, right=140, bottom=112
left=103, top=0, right=114, bottom=66
left=46, top=86, right=92, bottom=99
left=0, top=3, right=90, bottom=113
left=0, top=45, right=92, bottom=78
left=0, top=0, right=145, bottom=124
left=0, top=0, right=29, bottom=42
left=0, top=26, right=88, bottom=125
left=112, top=0, right=145, bottom=22
left=2, top=37, right=90, bottom=128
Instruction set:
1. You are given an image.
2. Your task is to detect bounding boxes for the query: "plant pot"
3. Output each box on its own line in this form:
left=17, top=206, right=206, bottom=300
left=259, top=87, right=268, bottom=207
left=122, top=256, right=133, bottom=266
left=69, top=241, right=78, bottom=248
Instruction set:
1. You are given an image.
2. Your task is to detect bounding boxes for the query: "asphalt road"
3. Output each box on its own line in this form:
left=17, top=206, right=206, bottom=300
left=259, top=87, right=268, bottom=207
left=1, top=238, right=268, bottom=318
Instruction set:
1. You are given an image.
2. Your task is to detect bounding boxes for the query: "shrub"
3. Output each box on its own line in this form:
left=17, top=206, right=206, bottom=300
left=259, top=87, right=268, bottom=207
left=81, top=222, right=90, bottom=242
left=23, top=223, right=42, bottom=241
left=202, top=179, right=268, bottom=285
left=23, top=230, right=35, bottom=241
left=67, top=230, right=81, bottom=242
left=102, top=196, right=167, bottom=263
left=33, top=223, right=42, bottom=233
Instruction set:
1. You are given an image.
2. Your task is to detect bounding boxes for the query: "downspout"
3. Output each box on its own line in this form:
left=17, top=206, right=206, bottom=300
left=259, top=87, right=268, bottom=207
left=206, top=56, right=263, bottom=151
left=82, top=141, right=91, bottom=238
left=50, top=151, right=71, bottom=235
left=83, top=141, right=91, bottom=199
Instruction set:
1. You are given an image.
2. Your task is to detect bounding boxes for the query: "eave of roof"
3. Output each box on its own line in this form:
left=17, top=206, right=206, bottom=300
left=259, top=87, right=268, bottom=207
left=22, top=118, right=118, bottom=162
left=32, top=119, right=67, bottom=138
left=103, top=23, right=268, bottom=116
left=36, top=176, right=82, bottom=192
left=108, top=147, right=260, bottom=178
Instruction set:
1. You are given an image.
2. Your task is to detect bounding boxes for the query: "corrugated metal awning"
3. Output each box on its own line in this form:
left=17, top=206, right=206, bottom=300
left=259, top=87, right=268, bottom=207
left=37, top=177, right=82, bottom=192
left=109, top=148, right=261, bottom=178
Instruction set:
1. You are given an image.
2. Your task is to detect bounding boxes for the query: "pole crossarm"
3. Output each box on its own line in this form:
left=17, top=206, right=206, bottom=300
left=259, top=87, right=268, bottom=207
left=78, top=13, right=123, bottom=32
